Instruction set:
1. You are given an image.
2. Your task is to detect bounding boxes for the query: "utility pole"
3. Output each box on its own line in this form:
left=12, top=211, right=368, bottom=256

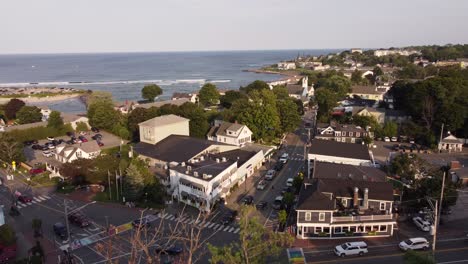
left=432, top=199, right=438, bottom=255
left=107, top=171, right=112, bottom=200
left=437, top=172, right=446, bottom=226
left=64, top=200, right=71, bottom=247
left=115, top=171, right=119, bottom=202
left=438, top=123, right=444, bottom=153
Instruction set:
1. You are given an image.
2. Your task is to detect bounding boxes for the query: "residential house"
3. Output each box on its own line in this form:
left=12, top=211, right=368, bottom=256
left=315, top=123, right=370, bottom=144
left=355, top=107, right=386, bottom=125
left=296, top=178, right=395, bottom=239
left=374, top=49, right=420, bottom=57
left=438, top=134, right=463, bottom=153
left=206, top=120, right=253, bottom=147
left=114, top=101, right=135, bottom=114
left=311, top=161, right=387, bottom=182
left=172, top=92, right=198, bottom=104
left=349, top=85, right=387, bottom=101
left=138, top=114, right=190, bottom=145
left=350, top=48, right=363, bottom=54
left=62, top=113, right=91, bottom=131
left=277, top=61, right=296, bottom=70
left=39, top=107, right=51, bottom=121
left=286, top=77, right=314, bottom=105
left=55, top=142, right=101, bottom=163
left=132, top=98, right=191, bottom=110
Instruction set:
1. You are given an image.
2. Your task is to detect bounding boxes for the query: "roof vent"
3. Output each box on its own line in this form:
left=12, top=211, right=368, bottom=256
left=203, top=173, right=208, bottom=178
left=181, top=162, right=186, bottom=167
left=194, top=171, right=199, bottom=177
left=216, top=158, right=220, bottom=163
left=185, top=170, right=190, bottom=174
left=222, top=157, right=227, bottom=162
left=203, top=174, right=213, bottom=179
left=187, top=165, right=192, bottom=171
left=200, top=156, right=205, bottom=161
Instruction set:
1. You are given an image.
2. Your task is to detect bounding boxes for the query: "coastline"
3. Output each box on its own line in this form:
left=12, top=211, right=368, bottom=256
left=0, top=93, right=84, bottom=104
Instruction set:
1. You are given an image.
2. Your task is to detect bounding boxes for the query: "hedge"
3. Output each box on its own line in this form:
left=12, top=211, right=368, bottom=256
left=6, top=124, right=73, bottom=142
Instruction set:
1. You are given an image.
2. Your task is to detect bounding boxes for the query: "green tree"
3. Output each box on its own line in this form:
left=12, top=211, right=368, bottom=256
left=272, top=85, right=289, bottom=100
left=240, top=80, right=269, bottom=94
left=124, top=162, right=145, bottom=201
left=382, top=121, right=398, bottom=137
left=75, top=122, right=89, bottom=132
left=322, top=75, right=351, bottom=97
left=403, top=250, right=435, bottom=264
left=351, top=69, right=364, bottom=84
left=198, top=83, right=220, bottom=106
left=141, top=84, right=162, bottom=102
left=277, top=99, right=301, bottom=133
left=4, top=98, right=25, bottom=120
left=208, top=206, right=294, bottom=264
left=179, top=102, right=210, bottom=138
left=87, top=99, right=120, bottom=130
left=16, top=106, right=42, bottom=124
left=278, top=210, right=287, bottom=227
left=314, top=88, right=338, bottom=122
left=0, top=133, right=25, bottom=162
left=220, top=90, right=248, bottom=108
left=47, top=111, right=64, bottom=129
left=373, top=66, right=384, bottom=76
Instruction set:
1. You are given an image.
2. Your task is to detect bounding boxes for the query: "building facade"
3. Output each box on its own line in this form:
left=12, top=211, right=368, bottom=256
left=315, top=123, right=370, bottom=144
left=207, top=121, right=253, bottom=147
left=138, top=115, right=190, bottom=145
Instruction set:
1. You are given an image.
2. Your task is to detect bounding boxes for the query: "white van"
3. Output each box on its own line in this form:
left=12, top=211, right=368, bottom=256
left=412, top=217, right=431, bottom=232
left=334, top=241, right=368, bottom=257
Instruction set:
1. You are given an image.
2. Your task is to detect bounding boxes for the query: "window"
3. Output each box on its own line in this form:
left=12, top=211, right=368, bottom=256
left=380, top=202, right=386, bottom=210
left=356, top=132, right=360, bottom=137
left=334, top=226, right=342, bottom=233
left=319, top=213, right=325, bottom=221
left=365, top=226, right=372, bottom=232
left=305, top=212, right=311, bottom=221
left=342, top=226, right=349, bottom=232
left=379, top=225, right=387, bottom=232
left=314, top=227, right=322, bottom=234
left=323, top=227, right=330, bottom=234
left=349, top=132, right=353, bottom=137
left=350, top=226, right=357, bottom=233
left=342, top=198, right=348, bottom=207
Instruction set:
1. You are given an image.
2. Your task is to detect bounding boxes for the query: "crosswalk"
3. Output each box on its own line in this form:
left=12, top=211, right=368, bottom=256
left=290, top=157, right=304, bottom=161
left=16, top=195, right=52, bottom=209
left=155, top=212, right=240, bottom=234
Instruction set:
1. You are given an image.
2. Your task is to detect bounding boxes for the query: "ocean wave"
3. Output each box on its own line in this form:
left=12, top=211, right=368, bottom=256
left=209, top=79, right=231, bottom=83
left=0, top=79, right=212, bottom=87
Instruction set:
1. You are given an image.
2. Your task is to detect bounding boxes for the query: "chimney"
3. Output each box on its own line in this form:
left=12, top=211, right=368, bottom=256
left=363, top=188, right=369, bottom=209
left=353, top=187, right=359, bottom=208
left=216, top=158, right=220, bottom=163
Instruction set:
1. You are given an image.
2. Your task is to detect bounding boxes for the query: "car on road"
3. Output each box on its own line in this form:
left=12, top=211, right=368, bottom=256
left=391, top=137, right=398, bottom=142
left=17, top=195, right=32, bottom=203
left=272, top=196, right=284, bottom=210
left=132, top=218, right=151, bottom=229
left=221, top=210, right=238, bottom=225
left=42, top=151, right=54, bottom=157
left=412, top=216, right=431, bottom=232
left=91, top=127, right=100, bottom=133
left=29, top=168, right=46, bottom=175
left=265, top=170, right=276, bottom=180
left=242, top=195, right=254, bottom=205
left=53, top=222, right=68, bottom=240
left=78, top=136, right=88, bottom=142
left=257, top=180, right=268, bottom=190
left=334, top=241, right=368, bottom=257
left=286, top=178, right=294, bottom=187
left=399, top=237, right=429, bottom=251
left=274, top=162, right=284, bottom=171
left=154, top=245, right=183, bottom=255
left=91, top=134, right=103, bottom=140
left=68, top=212, right=90, bottom=228
left=279, top=153, right=289, bottom=163
left=384, top=137, right=390, bottom=142
left=47, top=137, right=55, bottom=141
left=256, top=201, right=268, bottom=210
left=281, top=186, right=293, bottom=195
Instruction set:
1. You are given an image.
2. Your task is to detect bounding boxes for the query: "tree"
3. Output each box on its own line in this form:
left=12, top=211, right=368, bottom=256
left=403, top=250, right=435, bottom=264
left=141, top=84, right=162, bottom=102
left=179, top=102, right=210, bottom=138
left=272, top=85, right=289, bottom=100
left=75, top=122, right=89, bottom=132
left=16, top=106, right=42, bottom=124
left=382, top=121, right=398, bottom=137
left=124, top=162, right=145, bottom=201
left=0, top=224, right=16, bottom=246
left=277, top=99, right=301, bottom=133
left=321, top=75, right=351, bottom=97
left=87, top=98, right=120, bottom=130
left=0, top=133, right=24, bottom=162
left=208, top=206, right=294, bottom=264
left=4, top=98, right=25, bottom=120
left=278, top=210, right=287, bottom=228
left=220, top=90, right=248, bottom=108
left=198, top=83, right=220, bottom=107
left=351, top=69, right=364, bottom=84
left=314, top=88, right=338, bottom=122
left=47, top=111, right=64, bottom=129
left=240, top=80, right=269, bottom=94
left=60, top=159, right=93, bottom=185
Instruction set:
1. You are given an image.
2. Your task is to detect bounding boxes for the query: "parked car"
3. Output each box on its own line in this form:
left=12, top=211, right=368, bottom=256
left=286, top=178, right=294, bottom=187
left=391, top=137, right=398, bottom=142
left=281, top=186, right=293, bottom=195
left=78, top=136, right=88, bottom=142
left=47, top=137, right=55, bottom=141
left=154, top=245, right=183, bottom=255
left=66, top=140, right=74, bottom=145
left=412, top=217, right=431, bottom=232
left=132, top=218, right=151, bottom=229
left=257, top=180, right=268, bottom=190
left=45, top=144, right=55, bottom=149
left=265, top=170, right=276, bottom=180
left=79, top=131, right=87, bottom=136
left=32, top=144, right=42, bottom=150
left=17, top=195, right=32, bottom=203
left=256, top=201, right=268, bottom=210
left=384, top=137, right=390, bottom=142
left=399, top=237, right=429, bottom=251
left=68, top=212, right=90, bottom=228
left=221, top=210, right=237, bottom=225
left=53, top=222, right=68, bottom=240
left=334, top=241, right=368, bottom=257
left=29, top=168, right=45, bottom=175
left=279, top=153, right=289, bottom=163
left=272, top=196, right=284, bottom=210
left=23, top=140, right=34, bottom=146
left=42, top=151, right=54, bottom=158
left=274, top=162, right=284, bottom=171
left=97, top=141, right=104, bottom=147
left=91, top=134, right=103, bottom=140
left=91, top=127, right=100, bottom=133
left=242, top=195, right=254, bottom=205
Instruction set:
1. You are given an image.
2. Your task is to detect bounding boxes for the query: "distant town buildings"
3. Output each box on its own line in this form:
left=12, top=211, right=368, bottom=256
left=348, top=85, right=387, bottom=101
left=315, top=123, right=370, bottom=144
left=373, top=49, right=420, bottom=57
left=277, top=61, right=296, bottom=70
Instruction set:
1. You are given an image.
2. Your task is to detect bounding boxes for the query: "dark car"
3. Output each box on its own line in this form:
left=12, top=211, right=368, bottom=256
left=132, top=218, right=151, bottom=229
left=242, top=195, right=254, bottom=205
left=78, top=136, right=88, bottom=142
left=91, top=134, right=103, bottom=140
left=23, top=140, right=34, bottom=146
left=256, top=201, right=268, bottom=210
left=31, top=144, right=42, bottom=150
left=91, top=127, right=100, bottom=133
left=154, top=245, right=183, bottom=255
left=97, top=141, right=104, bottom=147
left=66, top=140, right=74, bottom=145
left=221, top=210, right=238, bottom=225
left=66, top=132, right=75, bottom=137
left=53, top=222, right=68, bottom=240
left=281, top=187, right=293, bottom=195
left=29, top=168, right=46, bottom=175
left=17, top=195, right=32, bottom=203
left=274, top=162, right=284, bottom=171
left=68, top=212, right=90, bottom=228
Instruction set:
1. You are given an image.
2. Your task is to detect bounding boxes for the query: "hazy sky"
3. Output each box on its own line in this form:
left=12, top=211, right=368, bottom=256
left=2, top=0, right=467, bottom=54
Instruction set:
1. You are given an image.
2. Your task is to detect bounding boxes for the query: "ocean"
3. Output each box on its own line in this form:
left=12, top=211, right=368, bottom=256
left=0, top=50, right=338, bottom=112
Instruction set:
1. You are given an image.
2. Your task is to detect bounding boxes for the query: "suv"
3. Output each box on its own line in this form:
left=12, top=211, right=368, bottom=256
left=242, top=195, right=254, bottom=205
left=279, top=153, right=289, bottom=163
left=257, top=180, right=267, bottom=190
left=399, top=237, right=429, bottom=251
left=412, top=217, right=431, bottom=232
left=256, top=201, right=268, bottom=210
left=53, top=222, right=68, bottom=240
left=272, top=196, right=284, bottom=210
left=265, top=170, right=276, bottom=180
left=286, top=178, right=294, bottom=187
left=68, top=212, right=90, bottom=228
left=334, top=241, right=368, bottom=257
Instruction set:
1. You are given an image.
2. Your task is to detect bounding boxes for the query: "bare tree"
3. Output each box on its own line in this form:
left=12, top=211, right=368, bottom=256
left=421, top=95, right=436, bottom=129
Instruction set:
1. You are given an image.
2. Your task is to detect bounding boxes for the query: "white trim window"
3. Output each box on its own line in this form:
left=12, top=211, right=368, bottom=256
left=342, top=198, right=348, bottom=207
left=305, top=212, right=311, bottom=221
left=380, top=202, right=386, bottom=210
left=334, top=226, right=343, bottom=234
left=379, top=225, right=387, bottom=232
left=319, top=213, right=325, bottom=221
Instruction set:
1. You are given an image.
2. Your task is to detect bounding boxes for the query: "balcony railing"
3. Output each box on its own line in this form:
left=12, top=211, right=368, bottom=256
left=332, top=214, right=394, bottom=223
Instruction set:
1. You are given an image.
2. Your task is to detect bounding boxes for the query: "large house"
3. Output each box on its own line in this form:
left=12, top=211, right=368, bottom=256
left=315, top=123, right=370, bottom=144
left=439, top=134, right=463, bottom=153
left=355, top=107, right=386, bottom=125
left=277, top=61, right=296, bottom=70
left=207, top=120, right=253, bottom=147
left=55, top=142, right=101, bottom=163
left=286, top=76, right=314, bottom=105
left=373, top=49, right=420, bottom=57
left=296, top=178, right=396, bottom=239
left=348, top=86, right=387, bottom=101
left=172, top=92, right=198, bottom=104
left=139, top=115, right=190, bottom=145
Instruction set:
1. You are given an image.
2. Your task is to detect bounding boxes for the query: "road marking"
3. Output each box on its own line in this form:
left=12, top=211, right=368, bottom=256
left=163, top=214, right=171, bottom=219
left=43, top=195, right=51, bottom=199
left=223, top=226, right=230, bottom=232
left=183, top=218, right=192, bottom=224
left=439, top=260, right=468, bottom=264
left=208, top=223, right=216, bottom=228
left=228, top=227, right=235, bottom=232
left=233, top=228, right=240, bottom=233
left=33, top=197, right=41, bottom=202
left=27, top=202, right=33, bottom=205
left=217, top=225, right=225, bottom=230
left=212, top=224, right=220, bottom=229
left=16, top=204, right=23, bottom=209
left=204, top=222, right=211, bottom=228
left=36, top=196, right=46, bottom=201
left=188, top=220, right=195, bottom=225
left=167, top=215, right=175, bottom=220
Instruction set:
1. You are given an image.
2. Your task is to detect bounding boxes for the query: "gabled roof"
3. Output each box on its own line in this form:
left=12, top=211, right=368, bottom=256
left=441, top=135, right=463, bottom=144
left=138, top=114, right=189, bottom=127
left=351, top=85, right=384, bottom=95
left=309, top=139, right=371, bottom=161
left=286, top=84, right=305, bottom=95
left=313, top=162, right=386, bottom=182
left=296, top=183, right=334, bottom=210
left=207, top=121, right=248, bottom=138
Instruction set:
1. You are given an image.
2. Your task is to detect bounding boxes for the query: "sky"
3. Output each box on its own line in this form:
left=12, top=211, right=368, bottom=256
left=1, top=0, right=468, bottom=54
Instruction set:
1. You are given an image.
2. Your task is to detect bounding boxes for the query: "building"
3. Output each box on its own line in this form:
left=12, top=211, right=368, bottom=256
left=277, top=61, right=296, bottom=70
left=348, top=86, right=387, bottom=101
left=373, top=49, right=420, bottom=57
left=296, top=178, right=395, bottom=239
left=39, top=107, right=51, bottom=121
left=350, top=48, right=363, bottom=54
left=286, top=76, right=314, bottom=103
left=138, top=115, right=190, bottom=145
left=315, top=123, right=370, bottom=144
left=132, top=98, right=191, bottom=110
left=308, top=139, right=374, bottom=169
left=55, top=142, right=101, bottom=163
left=172, top=92, right=198, bottom=104
left=206, top=120, right=253, bottom=147
left=355, top=107, right=386, bottom=125
left=311, top=161, right=387, bottom=182
left=62, top=114, right=91, bottom=131
left=438, top=134, right=463, bottom=153
left=114, top=101, right=135, bottom=114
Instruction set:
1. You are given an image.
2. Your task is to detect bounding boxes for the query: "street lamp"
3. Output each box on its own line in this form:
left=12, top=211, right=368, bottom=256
left=64, top=200, right=96, bottom=248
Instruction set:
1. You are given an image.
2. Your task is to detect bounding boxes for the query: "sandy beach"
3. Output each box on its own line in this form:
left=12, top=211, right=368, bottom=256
left=0, top=93, right=84, bottom=104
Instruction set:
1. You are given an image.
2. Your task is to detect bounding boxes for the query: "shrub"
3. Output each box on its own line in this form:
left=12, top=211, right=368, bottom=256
left=75, top=122, right=89, bottom=132
left=0, top=224, right=16, bottom=246
left=7, top=124, right=73, bottom=142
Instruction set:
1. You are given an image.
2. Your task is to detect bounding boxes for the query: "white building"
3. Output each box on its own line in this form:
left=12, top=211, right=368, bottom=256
left=139, top=114, right=190, bottom=145
left=277, top=61, right=296, bottom=70
left=55, top=142, right=101, bottom=163
left=207, top=121, right=253, bottom=147
left=39, top=107, right=52, bottom=121
left=172, top=92, right=198, bottom=104
left=374, top=49, right=420, bottom=57
left=439, top=134, right=463, bottom=153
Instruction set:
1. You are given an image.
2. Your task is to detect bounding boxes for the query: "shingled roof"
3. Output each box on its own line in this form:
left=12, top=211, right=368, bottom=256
left=309, top=139, right=371, bottom=161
